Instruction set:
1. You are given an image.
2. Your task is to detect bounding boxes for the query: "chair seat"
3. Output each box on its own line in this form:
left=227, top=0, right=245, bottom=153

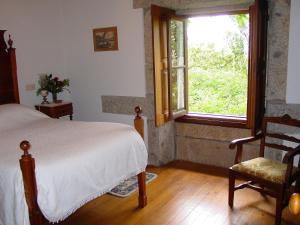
left=231, top=157, right=297, bottom=184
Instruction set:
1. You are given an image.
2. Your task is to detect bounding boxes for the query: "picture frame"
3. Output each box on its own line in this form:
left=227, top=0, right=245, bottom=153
left=93, top=26, right=118, bottom=51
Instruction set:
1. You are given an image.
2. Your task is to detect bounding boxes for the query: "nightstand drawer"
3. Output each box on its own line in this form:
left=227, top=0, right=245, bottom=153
left=35, top=102, right=73, bottom=120
left=51, top=104, right=73, bottom=116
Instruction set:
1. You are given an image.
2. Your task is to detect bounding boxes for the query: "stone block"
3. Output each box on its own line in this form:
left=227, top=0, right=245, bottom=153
left=176, top=136, right=259, bottom=168
left=286, top=104, right=300, bottom=119
left=147, top=119, right=175, bottom=166
left=145, top=65, right=154, bottom=95
left=133, top=0, right=150, bottom=9
left=266, top=0, right=290, bottom=101
left=146, top=93, right=155, bottom=120
left=147, top=119, right=160, bottom=165
left=101, top=96, right=146, bottom=115
left=175, top=123, right=252, bottom=142
left=266, top=99, right=286, bottom=116
left=134, top=0, right=254, bottom=10
left=158, top=121, right=175, bottom=163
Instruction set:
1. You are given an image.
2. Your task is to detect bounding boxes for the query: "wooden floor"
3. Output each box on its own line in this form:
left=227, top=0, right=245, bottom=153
left=59, top=164, right=300, bottom=225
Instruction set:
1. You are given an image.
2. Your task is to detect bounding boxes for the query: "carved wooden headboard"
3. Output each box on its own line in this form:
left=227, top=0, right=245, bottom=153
left=0, top=30, right=19, bottom=104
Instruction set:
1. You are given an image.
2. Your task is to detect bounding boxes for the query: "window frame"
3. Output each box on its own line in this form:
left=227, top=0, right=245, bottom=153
left=176, top=10, right=250, bottom=128
left=152, top=0, right=268, bottom=133
left=168, top=16, right=188, bottom=119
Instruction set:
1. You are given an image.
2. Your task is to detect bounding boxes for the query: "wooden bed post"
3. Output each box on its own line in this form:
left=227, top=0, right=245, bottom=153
left=7, top=35, right=20, bottom=103
left=0, top=31, right=19, bottom=104
left=19, top=141, right=44, bottom=225
left=134, top=106, right=144, bottom=139
left=134, top=106, right=147, bottom=208
left=138, top=172, right=147, bottom=208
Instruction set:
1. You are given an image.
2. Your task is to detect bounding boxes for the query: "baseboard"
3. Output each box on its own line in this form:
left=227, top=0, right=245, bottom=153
left=162, top=160, right=228, bottom=177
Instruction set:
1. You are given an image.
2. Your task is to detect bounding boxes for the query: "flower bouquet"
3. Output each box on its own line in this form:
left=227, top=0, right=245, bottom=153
left=37, top=74, right=70, bottom=103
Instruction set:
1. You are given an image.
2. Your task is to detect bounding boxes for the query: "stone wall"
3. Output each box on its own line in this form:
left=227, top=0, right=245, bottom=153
left=175, top=124, right=259, bottom=168
left=101, top=96, right=146, bottom=115
left=134, top=0, right=298, bottom=167
left=266, top=0, right=290, bottom=102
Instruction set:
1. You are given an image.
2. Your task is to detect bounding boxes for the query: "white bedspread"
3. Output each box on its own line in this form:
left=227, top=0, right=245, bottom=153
left=0, top=104, right=148, bottom=225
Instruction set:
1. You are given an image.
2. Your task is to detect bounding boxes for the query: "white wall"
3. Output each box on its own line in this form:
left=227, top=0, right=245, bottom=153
left=0, top=0, right=69, bottom=107
left=60, top=0, right=146, bottom=124
left=1, top=0, right=147, bottom=143
left=286, top=0, right=300, bottom=104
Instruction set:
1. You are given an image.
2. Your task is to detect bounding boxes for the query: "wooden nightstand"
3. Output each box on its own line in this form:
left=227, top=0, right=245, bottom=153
left=35, top=102, right=73, bottom=120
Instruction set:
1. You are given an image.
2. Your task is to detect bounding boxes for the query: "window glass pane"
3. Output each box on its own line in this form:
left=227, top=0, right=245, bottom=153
left=187, top=14, right=249, bottom=116
left=171, top=68, right=185, bottom=111
left=170, top=20, right=184, bottom=67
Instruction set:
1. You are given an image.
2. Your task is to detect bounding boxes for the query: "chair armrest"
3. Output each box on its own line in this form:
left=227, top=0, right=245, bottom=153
left=283, top=145, right=300, bottom=164
left=229, top=133, right=262, bottom=149
left=284, top=145, right=300, bottom=184
left=229, top=133, right=262, bottom=165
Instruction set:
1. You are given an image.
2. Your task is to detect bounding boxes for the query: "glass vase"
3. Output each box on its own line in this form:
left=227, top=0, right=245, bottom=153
left=40, top=90, right=49, bottom=104
left=52, top=92, right=58, bottom=103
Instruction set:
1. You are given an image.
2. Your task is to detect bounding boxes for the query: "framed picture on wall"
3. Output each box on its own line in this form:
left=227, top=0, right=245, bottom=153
left=93, top=26, right=118, bottom=51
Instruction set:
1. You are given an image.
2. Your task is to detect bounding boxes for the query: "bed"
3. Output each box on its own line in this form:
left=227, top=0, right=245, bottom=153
left=0, top=30, right=148, bottom=225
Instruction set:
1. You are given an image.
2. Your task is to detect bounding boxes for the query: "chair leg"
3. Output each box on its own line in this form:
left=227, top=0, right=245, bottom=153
left=228, top=170, right=235, bottom=208
left=295, top=177, right=300, bottom=193
left=275, top=192, right=284, bottom=225
left=259, top=184, right=268, bottom=198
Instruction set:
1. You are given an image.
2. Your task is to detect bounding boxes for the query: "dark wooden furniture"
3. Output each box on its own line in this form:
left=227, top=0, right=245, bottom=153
left=0, top=30, right=19, bottom=104
left=0, top=31, right=147, bottom=225
left=35, top=102, right=73, bottom=120
left=229, top=115, right=300, bottom=225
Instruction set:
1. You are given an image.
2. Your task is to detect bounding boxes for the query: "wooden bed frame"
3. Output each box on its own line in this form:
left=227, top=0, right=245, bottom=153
left=0, top=30, right=147, bottom=225
left=0, top=30, right=19, bottom=104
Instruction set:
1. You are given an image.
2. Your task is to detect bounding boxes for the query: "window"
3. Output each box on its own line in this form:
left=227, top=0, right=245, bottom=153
left=152, top=0, right=268, bottom=134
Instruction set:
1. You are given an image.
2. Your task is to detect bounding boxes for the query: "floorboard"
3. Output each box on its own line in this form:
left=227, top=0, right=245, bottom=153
left=59, top=165, right=300, bottom=225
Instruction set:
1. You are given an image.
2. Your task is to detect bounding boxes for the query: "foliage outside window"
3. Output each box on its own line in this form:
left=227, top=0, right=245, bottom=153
left=188, top=14, right=249, bottom=116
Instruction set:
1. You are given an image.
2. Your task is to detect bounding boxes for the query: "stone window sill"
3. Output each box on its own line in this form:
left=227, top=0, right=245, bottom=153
left=175, top=113, right=247, bottom=128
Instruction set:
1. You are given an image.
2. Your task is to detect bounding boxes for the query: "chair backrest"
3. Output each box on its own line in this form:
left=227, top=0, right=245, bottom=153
left=260, top=114, right=300, bottom=161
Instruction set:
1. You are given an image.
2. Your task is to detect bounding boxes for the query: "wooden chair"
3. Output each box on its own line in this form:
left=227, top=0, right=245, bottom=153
left=228, top=114, right=300, bottom=225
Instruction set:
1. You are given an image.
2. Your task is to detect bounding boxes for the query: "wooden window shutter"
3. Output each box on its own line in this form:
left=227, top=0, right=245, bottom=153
left=152, top=5, right=175, bottom=127
left=247, top=0, right=268, bottom=135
